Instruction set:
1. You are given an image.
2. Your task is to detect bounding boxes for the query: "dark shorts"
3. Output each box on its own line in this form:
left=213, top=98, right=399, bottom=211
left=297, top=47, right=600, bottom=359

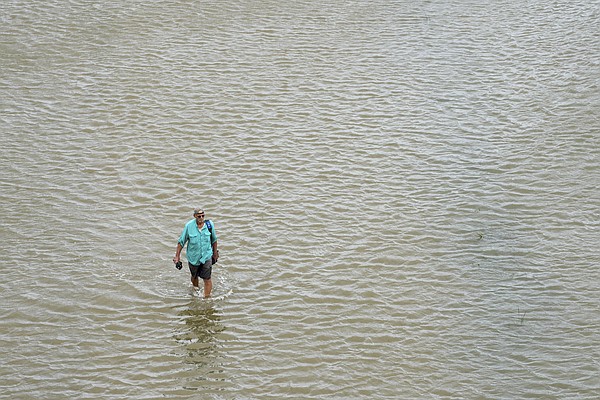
left=188, top=259, right=212, bottom=280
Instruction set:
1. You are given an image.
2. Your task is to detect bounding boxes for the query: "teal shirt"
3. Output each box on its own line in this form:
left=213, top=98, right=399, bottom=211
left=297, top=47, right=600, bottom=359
left=178, top=219, right=218, bottom=265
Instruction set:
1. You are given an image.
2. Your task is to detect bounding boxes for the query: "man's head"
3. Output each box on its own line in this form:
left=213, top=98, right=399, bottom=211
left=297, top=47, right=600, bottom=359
left=193, top=208, right=205, bottom=221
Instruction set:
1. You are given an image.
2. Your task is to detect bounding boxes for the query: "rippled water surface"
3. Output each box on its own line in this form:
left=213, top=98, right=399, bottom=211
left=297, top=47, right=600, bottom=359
left=1, top=0, right=599, bottom=399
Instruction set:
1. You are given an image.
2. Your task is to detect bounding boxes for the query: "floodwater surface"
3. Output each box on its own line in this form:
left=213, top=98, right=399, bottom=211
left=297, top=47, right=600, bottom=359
left=1, top=0, right=599, bottom=399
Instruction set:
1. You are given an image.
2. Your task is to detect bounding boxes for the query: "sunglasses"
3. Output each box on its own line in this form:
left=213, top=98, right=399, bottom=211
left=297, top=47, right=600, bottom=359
left=195, top=214, right=205, bottom=218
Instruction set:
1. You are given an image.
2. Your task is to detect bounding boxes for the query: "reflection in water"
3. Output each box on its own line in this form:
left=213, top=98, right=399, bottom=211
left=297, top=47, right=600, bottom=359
left=175, top=300, right=225, bottom=366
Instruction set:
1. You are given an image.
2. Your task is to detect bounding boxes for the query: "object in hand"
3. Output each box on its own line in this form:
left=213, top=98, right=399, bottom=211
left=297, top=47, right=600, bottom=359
left=175, top=261, right=183, bottom=270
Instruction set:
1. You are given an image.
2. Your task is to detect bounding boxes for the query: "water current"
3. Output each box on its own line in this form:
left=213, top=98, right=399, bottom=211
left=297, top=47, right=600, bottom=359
left=1, top=0, right=599, bottom=399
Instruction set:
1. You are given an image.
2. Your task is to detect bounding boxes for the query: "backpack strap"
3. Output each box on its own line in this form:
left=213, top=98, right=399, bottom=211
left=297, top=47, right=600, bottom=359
left=205, top=220, right=217, bottom=245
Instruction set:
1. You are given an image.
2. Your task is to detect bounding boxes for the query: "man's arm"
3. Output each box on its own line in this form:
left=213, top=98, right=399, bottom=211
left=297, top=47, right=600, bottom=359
left=212, top=241, right=219, bottom=263
left=173, top=243, right=183, bottom=264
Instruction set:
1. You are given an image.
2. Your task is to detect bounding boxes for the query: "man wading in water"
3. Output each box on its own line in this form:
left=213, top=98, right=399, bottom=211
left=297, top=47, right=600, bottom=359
left=173, top=208, right=219, bottom=297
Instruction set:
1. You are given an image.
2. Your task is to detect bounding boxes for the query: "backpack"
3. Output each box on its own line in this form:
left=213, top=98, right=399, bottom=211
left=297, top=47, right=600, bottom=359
left=205, top=220, right=218, bottom=264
